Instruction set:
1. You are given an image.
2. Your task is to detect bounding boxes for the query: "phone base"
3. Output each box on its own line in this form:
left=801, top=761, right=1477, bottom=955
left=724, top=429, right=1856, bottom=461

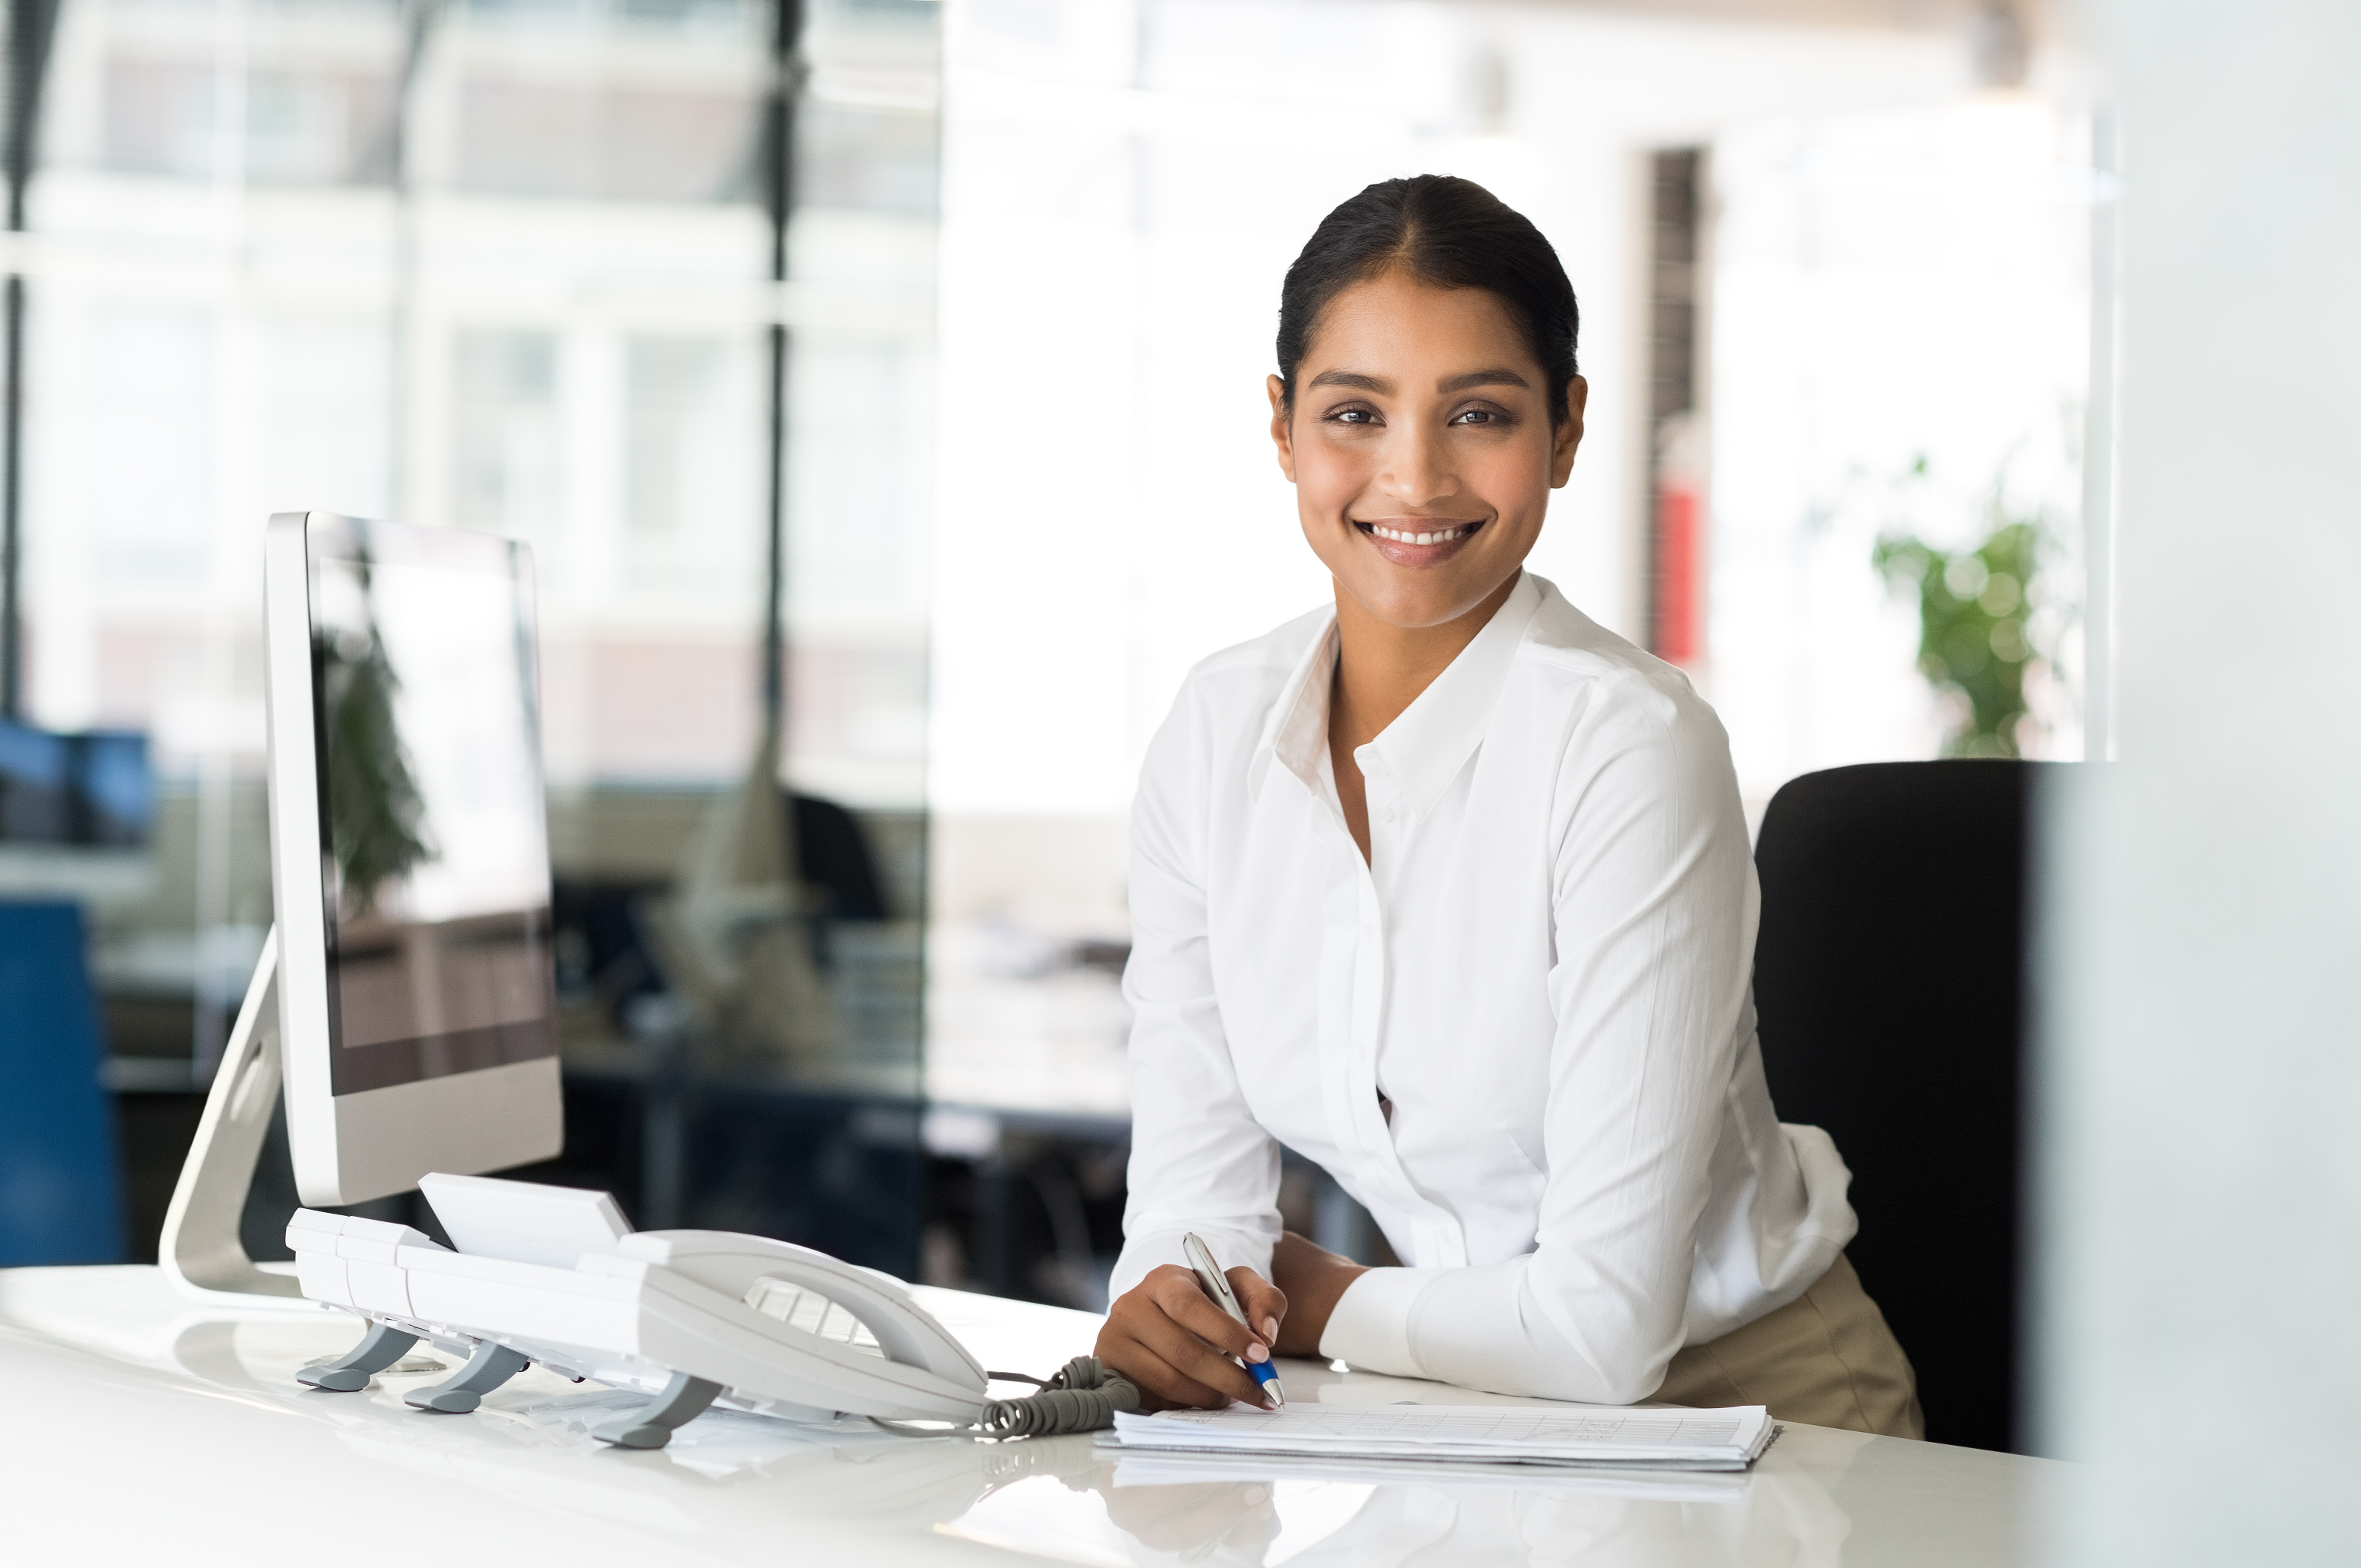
left=593, top=1371, right=722, bottom=1450
left=299, top=1321, right=421, bottom=1392
left=407, top=1339, right=532, bottom=1414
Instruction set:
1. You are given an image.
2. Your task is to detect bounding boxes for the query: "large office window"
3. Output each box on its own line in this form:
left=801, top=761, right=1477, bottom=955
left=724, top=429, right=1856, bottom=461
left=5, top=0, right=940, bottom=1271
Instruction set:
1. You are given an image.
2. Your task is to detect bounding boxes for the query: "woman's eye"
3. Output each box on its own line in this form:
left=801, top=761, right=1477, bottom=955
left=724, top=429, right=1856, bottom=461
left=1327, top=407, right=1380, bottom=426
left=1452, top=407, right=1505, bottom=426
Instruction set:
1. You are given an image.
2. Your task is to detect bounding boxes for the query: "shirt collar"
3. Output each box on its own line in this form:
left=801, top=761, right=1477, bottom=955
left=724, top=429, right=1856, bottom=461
left=1251, top=616, right=1340, bottom=802
left=1250, top=570, right=1543, bottom=816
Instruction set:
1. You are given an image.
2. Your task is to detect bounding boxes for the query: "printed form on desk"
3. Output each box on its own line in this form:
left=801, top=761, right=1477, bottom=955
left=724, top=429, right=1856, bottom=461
left=1110, top=1404, right=1777, bottom=1472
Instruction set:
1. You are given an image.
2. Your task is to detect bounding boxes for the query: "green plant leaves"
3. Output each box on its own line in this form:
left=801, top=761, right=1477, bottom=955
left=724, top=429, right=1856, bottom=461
left=1874, top=516, right=2044, bottom=757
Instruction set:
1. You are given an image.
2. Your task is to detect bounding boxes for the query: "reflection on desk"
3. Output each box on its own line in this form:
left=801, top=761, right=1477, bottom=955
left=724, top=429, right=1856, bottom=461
left=0, top=1265, right=2057, bottom=1566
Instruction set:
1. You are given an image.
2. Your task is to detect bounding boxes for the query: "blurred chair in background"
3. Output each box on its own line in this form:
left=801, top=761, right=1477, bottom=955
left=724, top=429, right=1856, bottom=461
left=552, top=786, right=892, bottom=1043
left=0, top=901, right=128, bottom=1265
left=649, top=724, right=836, bottom=1066
left=789, top=792, right=888, bottom=927
left=1753, top=759, right=2044, bottom=1455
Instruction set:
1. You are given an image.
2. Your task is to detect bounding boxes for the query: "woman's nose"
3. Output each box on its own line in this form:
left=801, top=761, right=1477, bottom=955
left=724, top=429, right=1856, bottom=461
left=1376, top=426, right=1459, bottom=507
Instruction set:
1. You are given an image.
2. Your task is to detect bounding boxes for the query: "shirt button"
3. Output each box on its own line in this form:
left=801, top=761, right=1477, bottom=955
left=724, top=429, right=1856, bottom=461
left=1374, top=806, right=1395, bottom=825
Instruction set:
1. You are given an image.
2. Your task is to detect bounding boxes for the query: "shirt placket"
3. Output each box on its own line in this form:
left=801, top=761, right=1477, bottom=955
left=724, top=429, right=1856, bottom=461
left=1350, top=746, right=1468, bottom=1270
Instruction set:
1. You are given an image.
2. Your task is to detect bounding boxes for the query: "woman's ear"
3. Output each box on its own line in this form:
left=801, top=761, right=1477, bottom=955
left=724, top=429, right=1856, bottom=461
left=1267, top=374, right=1298, bottom=483
left=1550, top=375, right=1589, bottom=488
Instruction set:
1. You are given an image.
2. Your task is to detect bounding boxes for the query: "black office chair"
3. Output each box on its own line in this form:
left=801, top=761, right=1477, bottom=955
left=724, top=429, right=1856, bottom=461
left=1752, top=759, right=2048, bottom=1455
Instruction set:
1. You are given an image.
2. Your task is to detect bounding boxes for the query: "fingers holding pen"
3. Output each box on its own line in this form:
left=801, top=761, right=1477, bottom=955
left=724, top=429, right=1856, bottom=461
left=1154, top=1269, right=1279, bottom=1404
left=1095, top=1265, right=1275, bottom=1410
left=1227, top=1268, right=1288, bottom=1357
left=1101, top=1333, right=1237, bottom=1412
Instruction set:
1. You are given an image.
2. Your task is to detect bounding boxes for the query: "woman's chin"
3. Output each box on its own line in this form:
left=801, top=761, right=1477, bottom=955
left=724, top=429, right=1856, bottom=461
left=1333, top=563, right=1521, bottom=632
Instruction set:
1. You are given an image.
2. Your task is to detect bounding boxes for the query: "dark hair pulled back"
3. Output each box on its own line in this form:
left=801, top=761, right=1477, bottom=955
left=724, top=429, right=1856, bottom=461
left=1276, top=174, right=1580, bottom=424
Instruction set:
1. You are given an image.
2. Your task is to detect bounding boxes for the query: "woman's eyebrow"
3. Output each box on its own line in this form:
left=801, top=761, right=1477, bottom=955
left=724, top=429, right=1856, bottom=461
left=1307, top=369, right=1389, bottom=393
left=1438, top=367, right=1530, bottom=392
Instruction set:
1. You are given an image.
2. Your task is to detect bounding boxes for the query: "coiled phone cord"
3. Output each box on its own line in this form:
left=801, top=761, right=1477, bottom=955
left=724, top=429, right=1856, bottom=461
left=870, top=1354, right=1141, bottom=1440
left=977, top=1354, right=1141, bottom=1438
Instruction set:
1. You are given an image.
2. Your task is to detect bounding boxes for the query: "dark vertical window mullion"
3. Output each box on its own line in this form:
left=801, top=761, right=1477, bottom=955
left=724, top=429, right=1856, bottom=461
left=388, top=0, right=443, bottom=529
left=1, top=0, right=60, bottom=720
left=762, top=0, right=804, bottom=737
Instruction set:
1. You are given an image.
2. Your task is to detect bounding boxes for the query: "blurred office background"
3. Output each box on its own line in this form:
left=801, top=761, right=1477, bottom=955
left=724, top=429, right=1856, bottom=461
left=2, top=0, right=942, bottom=1274
left=2, top=0, right=2099, bottom=1389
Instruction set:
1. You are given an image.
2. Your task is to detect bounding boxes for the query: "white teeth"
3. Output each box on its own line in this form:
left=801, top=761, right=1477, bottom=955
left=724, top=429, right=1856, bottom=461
left=1372, top=525, right=1469, bottom=544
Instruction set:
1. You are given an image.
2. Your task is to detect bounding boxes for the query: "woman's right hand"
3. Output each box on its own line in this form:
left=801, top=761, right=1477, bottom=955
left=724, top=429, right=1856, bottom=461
left=1094, top=1264, right=1288, bottom=1410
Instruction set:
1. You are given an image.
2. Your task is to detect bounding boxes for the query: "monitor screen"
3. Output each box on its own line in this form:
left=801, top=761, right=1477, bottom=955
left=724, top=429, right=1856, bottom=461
left=306, top=520, right=558, bottom=1097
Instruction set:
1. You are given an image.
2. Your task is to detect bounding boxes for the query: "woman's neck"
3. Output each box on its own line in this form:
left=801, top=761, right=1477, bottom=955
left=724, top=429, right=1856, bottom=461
left=1326, top=572, right=1520, bottom=865
left=1329, top=571, right=1521, bottom=751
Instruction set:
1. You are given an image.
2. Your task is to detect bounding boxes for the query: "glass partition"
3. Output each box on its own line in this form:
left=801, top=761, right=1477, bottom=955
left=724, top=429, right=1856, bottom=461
left=8, top=0, right=938, bottom=1274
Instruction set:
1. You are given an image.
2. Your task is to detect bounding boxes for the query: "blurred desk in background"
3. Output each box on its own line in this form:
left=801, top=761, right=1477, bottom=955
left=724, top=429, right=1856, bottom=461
left=0, top=1263, right=2058, bottom=1566
left=79, top=898, right=1368, bottom=1326
left=920, top=912, right=1399, bottom=1304
left=924, top=912, right=1133, bottom=1121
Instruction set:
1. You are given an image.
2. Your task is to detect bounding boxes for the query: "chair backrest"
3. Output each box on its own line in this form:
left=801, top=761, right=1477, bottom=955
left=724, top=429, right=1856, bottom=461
left=1752, top=760, right=2043, bottom=1454
left=0, top=899, right=127, bottom=1265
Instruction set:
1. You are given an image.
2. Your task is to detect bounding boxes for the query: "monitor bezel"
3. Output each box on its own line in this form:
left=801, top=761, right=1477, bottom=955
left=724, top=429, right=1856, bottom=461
left=264, top=511, right=563, bottom=1207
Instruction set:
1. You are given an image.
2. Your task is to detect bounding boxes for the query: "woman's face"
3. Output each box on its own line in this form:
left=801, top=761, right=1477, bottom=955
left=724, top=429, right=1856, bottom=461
left=1269, top=270, right=1585, bottom=630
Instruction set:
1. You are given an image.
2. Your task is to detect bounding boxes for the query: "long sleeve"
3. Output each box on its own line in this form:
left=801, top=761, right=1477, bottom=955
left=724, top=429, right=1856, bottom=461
left=1323, top=672, right=1800, bottom=1404
left=1107, top=685, right=1284, bottom=1301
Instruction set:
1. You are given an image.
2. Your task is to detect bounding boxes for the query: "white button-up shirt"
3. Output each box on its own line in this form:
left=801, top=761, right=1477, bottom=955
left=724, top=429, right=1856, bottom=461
left=1108, top=572, right=1857, bottom=1404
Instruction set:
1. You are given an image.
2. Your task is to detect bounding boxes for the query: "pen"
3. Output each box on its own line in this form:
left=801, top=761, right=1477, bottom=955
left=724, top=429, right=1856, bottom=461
left=1182, top=1231, right=1285, bottom=1409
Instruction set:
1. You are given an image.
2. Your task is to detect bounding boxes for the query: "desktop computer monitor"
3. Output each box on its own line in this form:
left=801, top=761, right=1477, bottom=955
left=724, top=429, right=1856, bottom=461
left=265, top=512, right=563, bottom=1205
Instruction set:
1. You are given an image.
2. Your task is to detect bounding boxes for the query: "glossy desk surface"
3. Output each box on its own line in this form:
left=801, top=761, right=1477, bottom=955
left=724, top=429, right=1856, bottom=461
left=0, top=1266, right=2056, bottom=1565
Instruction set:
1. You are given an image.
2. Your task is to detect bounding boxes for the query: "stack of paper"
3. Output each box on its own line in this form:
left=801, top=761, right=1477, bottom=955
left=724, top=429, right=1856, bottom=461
left=1105, top=1451, right=1753, bottom=1499
left=1111, top=1404, right=1776, bottom=1472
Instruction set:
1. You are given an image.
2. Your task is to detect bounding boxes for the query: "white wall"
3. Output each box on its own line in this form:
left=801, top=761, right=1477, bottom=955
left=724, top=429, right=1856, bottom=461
left=2039, top=1, right=2361, bottom=1559
left=1709, top=98, right=2094, bottom=808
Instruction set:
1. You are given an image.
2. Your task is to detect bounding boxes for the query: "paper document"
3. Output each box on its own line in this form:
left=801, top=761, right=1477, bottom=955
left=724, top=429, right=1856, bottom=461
left=1111, top=1404, right=1776, bottom=1472
left=1104, top=1449, right=1752, bottom=1498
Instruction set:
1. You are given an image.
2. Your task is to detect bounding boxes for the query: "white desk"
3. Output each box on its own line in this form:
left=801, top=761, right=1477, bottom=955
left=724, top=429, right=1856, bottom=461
left=0, top=1265, right=2057, bottom=1565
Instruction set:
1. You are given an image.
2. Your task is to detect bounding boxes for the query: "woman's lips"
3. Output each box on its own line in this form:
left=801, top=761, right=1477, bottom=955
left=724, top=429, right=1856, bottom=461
left=1354, top=518, right=1484, bottom=566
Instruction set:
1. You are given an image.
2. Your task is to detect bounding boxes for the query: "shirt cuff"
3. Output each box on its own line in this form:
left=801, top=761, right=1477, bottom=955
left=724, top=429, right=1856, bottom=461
left=1317, top=1267, right=1446, bottom=1378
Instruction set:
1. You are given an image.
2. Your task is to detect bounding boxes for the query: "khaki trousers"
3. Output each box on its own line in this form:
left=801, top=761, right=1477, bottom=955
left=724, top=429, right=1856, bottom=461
left=1655, top=1254, right=1926, bottom=1438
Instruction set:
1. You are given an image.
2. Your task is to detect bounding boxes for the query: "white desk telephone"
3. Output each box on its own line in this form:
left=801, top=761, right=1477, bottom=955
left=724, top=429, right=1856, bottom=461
left=287, top=1173, right=1131, bottom=1449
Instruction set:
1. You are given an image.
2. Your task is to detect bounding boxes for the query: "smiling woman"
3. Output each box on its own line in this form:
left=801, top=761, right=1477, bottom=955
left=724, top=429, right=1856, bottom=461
left=1093, top=176, right=1924, bottom=1439
left=1272, top=254, right=1584, bottom=864
left=1273, top=179, right=1581, bottom=623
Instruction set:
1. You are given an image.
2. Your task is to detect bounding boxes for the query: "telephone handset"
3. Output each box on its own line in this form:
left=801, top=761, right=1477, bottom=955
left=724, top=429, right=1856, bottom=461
left=285, top=1173, right=1131, bottom=1449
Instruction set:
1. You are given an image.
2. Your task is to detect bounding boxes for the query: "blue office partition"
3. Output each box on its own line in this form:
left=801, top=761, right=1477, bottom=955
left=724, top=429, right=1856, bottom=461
left=0, top=901, right=127, bottom=1264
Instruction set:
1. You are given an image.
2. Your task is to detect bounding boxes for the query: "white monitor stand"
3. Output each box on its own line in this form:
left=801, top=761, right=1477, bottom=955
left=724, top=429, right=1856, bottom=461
left=157, top=926, right=308, bottom=1305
